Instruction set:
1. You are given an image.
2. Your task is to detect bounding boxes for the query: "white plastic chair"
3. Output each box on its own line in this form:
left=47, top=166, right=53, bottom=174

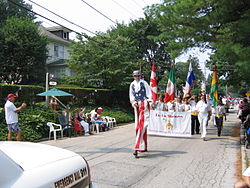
left=103, top=116, right=113, bottom=129
left=47, top=122, right=63, bottom=140
left=110, top=117, right=117, bottom=127
left=90, top=122, right=99, bottom=134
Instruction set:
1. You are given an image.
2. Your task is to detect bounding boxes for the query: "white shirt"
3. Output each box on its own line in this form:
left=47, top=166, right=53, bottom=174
left=175, top=102, right=184, bottom=112
left=183, top=103, right=191, bottom=112
left=167, top=102, right=175, bottom=112
left=155, top=101, right=168, bottom=111
left=196, top=100, right=211, bottom=116
left=215, top=105, right=226, bottom=114
left=90, top=110, right=97, bottom=121
left=4, top=100, right=18, bottom=124
left=189, top=100, right=198, bottom=113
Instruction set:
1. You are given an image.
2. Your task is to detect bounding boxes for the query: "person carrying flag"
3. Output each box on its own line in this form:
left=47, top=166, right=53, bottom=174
left=129, top=70, right=152, bottom=158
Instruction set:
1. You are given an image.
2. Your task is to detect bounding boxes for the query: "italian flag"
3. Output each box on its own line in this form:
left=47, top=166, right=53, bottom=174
left=150, top=62, right=157, bottom=103
left=164, top=67, right=175, bottom=103
left=210, top=65, right=219, bottom=106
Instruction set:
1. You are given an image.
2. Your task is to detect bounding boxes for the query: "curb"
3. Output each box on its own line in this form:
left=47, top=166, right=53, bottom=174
left=241, top=126, right=249, bottom=174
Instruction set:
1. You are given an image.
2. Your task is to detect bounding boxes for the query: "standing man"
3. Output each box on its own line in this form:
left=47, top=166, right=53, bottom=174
left=129, top=70, right=152, bottom=158
left=4, top=93, right=26, bottom=141
left=196, top=93, right=211, bottom=141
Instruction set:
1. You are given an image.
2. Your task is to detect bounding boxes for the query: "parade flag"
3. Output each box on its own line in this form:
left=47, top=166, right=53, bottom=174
left=210, top=65, right=219, bottom=106
left=150, top=62, right=157, bottom=103
left=183, top=62, right=196, bottom=98
left=164, top=66, right=175, bottom=103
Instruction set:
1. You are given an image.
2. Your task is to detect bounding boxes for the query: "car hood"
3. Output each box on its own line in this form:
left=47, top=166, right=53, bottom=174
left=0, top=141, right=79, bottom=171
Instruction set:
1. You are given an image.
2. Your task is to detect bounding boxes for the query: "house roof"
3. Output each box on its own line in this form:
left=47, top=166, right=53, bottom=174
left=38, top=25, right=70, bottom=45
left=46, top=59, right=67, bottom=66
left=46, top=26, right=72, bottom=33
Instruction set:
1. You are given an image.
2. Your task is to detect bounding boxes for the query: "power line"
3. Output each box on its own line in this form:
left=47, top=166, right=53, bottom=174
left=111, top=0, right=138, bottom=18
left=131, top=0, right=144, bottom=9
left=79, top=0, right=116, bottom=24
left=7, top=0, right=137, bottom=61
left=27, top=0, right=96, bottom=35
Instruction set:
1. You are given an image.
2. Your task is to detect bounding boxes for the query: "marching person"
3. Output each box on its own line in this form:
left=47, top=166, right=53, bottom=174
left=4, top=93, right=26, bottom=141
left=175, top=95, right=184, bottom=112
left=196, top=93, right=211, bottom=141
left=214, top=100, right=227, bottom=136
left=188, top=95, right=200, bottom=135
left=129, top=70, right=152, bottom=158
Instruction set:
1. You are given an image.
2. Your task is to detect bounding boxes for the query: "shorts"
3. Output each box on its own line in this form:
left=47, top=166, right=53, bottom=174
left=7, top=123, right=21, bottom=132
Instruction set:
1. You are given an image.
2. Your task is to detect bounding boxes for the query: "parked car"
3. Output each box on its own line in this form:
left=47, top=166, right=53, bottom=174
left=0, top=141, right=95, bottom=188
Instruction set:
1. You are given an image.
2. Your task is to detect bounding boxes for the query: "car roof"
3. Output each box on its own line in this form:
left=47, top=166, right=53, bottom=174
left=0, top=141, right=79, bottom=171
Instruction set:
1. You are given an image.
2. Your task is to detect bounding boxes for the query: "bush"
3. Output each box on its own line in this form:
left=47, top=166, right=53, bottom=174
left=0, top=105, right=56, bottom=141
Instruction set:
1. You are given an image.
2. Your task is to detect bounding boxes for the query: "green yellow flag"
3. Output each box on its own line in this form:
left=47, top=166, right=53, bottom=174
left=210, top=65, right=219, bottom=106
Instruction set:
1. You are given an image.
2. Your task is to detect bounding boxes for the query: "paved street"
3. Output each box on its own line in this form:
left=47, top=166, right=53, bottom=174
left=42, top=111, right=240, bottom=188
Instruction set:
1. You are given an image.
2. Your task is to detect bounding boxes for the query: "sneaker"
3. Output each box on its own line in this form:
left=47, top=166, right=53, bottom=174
left=203, top=137, right=207, bottom=141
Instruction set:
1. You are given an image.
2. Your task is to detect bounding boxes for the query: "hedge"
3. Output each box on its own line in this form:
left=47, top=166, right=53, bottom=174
left=0, top=84, right=131, bottom=108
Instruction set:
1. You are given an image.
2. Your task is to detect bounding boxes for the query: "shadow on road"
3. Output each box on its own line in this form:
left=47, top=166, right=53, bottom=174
left=137, top=150, right=187, bottom=159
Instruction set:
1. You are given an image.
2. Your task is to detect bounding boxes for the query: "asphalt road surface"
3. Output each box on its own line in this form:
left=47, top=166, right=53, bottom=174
left=43, top=111, right=240, bottom=188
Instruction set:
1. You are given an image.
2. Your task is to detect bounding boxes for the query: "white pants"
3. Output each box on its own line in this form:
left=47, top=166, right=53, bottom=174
left=80, top=121, right=89, bottom=133
left=198, top=114, right=208, bottom=138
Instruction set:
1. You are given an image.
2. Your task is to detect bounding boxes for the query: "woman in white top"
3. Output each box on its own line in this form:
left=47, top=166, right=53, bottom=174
left=196, top=94, right=211, bottom=141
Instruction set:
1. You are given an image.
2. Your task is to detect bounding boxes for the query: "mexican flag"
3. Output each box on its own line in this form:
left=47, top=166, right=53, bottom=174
left=164, top=67, right=175, bottom=103
left=210, top=65, right=219, bottom=106
left=150, top=63, right=157, bottom=103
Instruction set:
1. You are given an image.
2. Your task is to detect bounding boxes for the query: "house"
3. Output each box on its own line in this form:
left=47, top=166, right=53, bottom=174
left=39, top=25, right=73, bottom=79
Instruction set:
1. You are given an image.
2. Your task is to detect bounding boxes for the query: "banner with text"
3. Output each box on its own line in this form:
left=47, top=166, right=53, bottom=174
left=148, top=110, right=191, bottom=137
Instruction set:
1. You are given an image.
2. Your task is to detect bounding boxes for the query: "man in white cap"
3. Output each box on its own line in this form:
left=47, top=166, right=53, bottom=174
left=129, top=70, right=152, bottom=158
left=4, top=93, right=26, bottom=141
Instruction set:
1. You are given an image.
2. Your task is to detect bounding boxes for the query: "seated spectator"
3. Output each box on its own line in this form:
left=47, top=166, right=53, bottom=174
left=58, top=111, right=73, bottom=137
left=86, top=113, right=94, bottom=134
left=90, top=107, right=107, bottom=131
left=79, top=108, right=86, bottom=119
left=72, top=110, right=83, bottom=136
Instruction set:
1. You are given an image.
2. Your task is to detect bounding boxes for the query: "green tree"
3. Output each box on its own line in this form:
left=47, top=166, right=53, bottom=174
left=67, top=33, right=137, bottom=90
left=0, top=17, right=47, bottom=84
left=108, top=16, right=172, bottom=84
left=158, top=57, right=204, bottom=95
left=147, top=0, right=250, bottom=91
left=0, top=0, right=34, bottom=26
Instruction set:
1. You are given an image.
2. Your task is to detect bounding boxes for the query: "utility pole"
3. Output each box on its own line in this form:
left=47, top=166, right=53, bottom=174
left=45, top=72, right=49, bottom=106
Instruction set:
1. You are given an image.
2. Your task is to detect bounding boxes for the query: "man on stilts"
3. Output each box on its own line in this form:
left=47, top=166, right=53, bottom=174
left=129, top=70, right=152, bottom=158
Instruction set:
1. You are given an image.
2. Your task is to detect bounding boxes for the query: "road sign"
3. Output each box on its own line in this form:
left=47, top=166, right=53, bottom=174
left=49, top=81, right=57, bottom=86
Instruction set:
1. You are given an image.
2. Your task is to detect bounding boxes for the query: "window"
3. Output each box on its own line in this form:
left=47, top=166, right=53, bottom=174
left=59, top=46, right=64, bottom=59
left=63, top=32, right=68, bottom=40
left=54, top=45, right=64, bottom=59
left=54, top=45, right=59, bottom=57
